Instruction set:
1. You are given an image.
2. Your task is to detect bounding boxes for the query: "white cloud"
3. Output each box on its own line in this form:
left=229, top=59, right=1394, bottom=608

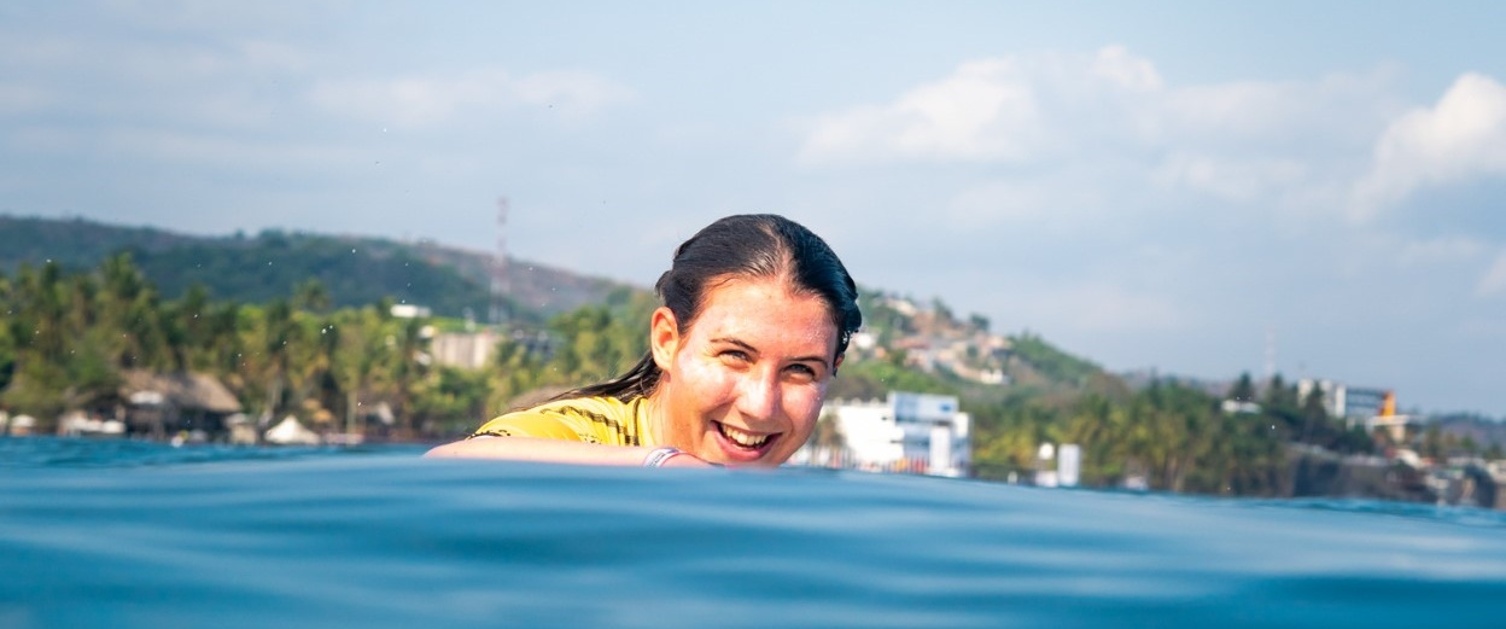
left=797, top=46, right=1168, bottom=166
left=1477, top=252, right=1506, bottom=298
left=798, top=58, right=1043, bottom=164
left=309, top=69, right=632, bottom=129
left=1158, top=71, right=1391, bottom=144
left=1352, top=73, right=1506, bottom=219
left=1089, top=45, right=1163, bottom=92
left=797, top=46, right=1394, bottom=222
left=0, top=27, right=316, bottom=132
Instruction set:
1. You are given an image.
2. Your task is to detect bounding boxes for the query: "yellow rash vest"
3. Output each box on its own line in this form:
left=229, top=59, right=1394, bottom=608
left=470, top=396, right=658, bottom=447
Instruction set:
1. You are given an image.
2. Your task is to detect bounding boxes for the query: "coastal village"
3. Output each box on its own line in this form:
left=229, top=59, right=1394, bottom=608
left=4, top=281, right=1502, bottom=512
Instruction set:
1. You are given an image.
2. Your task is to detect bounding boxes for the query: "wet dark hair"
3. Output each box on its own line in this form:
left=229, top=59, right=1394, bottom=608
left=560, top=214, right=861, bottom=402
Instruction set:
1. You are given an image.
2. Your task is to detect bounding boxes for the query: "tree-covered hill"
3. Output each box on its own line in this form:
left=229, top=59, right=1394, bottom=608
left=0, top=215, right=197, bottom=270
left=0, top=215, right=637, bottom=321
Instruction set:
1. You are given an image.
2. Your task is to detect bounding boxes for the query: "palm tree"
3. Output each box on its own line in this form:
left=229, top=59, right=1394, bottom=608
left=329, top=306, right=390, bottom=437
left=258, top=299, right=302, bottom=421
left=385, top=315, right=429, bottom=436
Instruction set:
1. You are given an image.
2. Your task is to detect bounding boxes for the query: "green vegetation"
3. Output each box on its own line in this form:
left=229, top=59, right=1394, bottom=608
left=849, top=299, right=1377, bottom=496
left=0, top=215, right=196, bottom=272
left=967, top=384, right=1285, bottom=494
left=482, top=291, right=658, bottom=414
left=1006, top=332, right=1103, bottom=389
left=0, top=233, right=1388, bottom=498
left=0, top=254, right=645, bottom=437
left=0, top=215, right=633, bottom=324
left=128, top=233, right=496, bottom=319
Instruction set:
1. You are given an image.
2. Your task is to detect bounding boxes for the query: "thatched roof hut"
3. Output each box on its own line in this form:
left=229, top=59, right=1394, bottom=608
left=119, top=370, right=242, bottom=439
left=120, top=370, right=241, bottom=414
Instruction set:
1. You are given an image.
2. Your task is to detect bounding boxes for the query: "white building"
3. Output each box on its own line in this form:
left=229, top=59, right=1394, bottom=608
left=1295, top=378, right=1396, bottom=425
left=431, top=330, right=503, bottom=370
left=794, top=391, right=971, bottom=477
left=389, top=304, right=432, bottom=319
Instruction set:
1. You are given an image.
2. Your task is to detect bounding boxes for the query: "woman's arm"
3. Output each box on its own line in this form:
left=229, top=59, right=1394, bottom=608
left=424, top=436, right=712, bottom=468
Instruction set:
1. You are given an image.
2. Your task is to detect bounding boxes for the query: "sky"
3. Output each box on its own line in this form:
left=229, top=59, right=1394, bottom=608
left=2, top=1, right=1504, bottom=416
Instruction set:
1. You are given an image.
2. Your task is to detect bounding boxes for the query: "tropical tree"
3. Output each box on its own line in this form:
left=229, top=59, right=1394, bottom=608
left=1228, top=372, right=1256, bottom=402
left=328, top=305, right=392, bottom=435
left=385, top=315, right=430, bottom=436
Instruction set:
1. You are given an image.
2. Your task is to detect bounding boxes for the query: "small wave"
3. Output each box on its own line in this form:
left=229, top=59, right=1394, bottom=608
left=2, top=439, right=1504, bottom=628
left=0, top=436, right=426, bottom=469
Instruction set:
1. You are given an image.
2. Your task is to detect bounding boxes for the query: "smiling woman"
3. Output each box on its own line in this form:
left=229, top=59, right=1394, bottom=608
left=425, top=214, right=862, bottom=468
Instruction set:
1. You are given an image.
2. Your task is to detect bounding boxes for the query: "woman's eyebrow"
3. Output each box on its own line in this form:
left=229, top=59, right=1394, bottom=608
left=710, top=337, right=757, bottom=352
left=712, top=337, right=830, bottom=367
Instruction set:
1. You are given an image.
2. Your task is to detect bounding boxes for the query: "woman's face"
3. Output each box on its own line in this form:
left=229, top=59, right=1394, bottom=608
left=649, top=276, right=840, bottom=467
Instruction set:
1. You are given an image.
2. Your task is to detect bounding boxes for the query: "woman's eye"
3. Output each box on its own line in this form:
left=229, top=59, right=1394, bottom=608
left=719, top=350, right=750, bottom=363
left=786, top=364, right=818, bottom=380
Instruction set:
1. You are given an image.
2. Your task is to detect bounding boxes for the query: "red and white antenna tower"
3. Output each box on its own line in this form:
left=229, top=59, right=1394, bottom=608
left=490, top=196, right=510, bottom=325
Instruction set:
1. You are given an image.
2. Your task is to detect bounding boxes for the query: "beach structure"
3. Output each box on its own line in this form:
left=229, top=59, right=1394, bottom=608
left=431, top=329, right=504, bottom=370
left=118, top=370, right=242, bottom=440
left=4, top=413, right=36, bottom=436
left=264, top=415, right=322, bottom=446
left=794, top=391, right=971, bottom=477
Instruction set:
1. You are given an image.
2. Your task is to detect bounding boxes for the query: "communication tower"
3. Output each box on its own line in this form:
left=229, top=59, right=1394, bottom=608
left=490, top=196, right=511, bottom=325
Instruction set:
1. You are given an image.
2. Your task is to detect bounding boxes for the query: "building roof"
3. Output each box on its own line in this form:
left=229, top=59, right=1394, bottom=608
left=120, top=370, right=242, bottom=414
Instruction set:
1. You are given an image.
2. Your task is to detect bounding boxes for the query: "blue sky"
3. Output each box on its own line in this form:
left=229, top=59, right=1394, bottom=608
left=3, top=1, right=1504, bottom=416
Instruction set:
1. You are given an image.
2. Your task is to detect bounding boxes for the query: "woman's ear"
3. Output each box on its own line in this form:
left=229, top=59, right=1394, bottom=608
left=649, top=307, right=680, bottom=371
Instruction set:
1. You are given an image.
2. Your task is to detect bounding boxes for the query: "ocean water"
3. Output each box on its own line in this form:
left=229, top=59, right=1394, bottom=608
left=2, top=437, right=1504, bottom=629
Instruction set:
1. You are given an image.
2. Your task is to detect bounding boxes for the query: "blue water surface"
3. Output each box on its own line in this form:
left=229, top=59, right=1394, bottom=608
left=2, top=436, right=1504, bottom=629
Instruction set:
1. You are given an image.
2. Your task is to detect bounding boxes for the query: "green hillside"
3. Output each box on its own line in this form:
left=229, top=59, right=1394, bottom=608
left=0, top=215, right=196, bottom=271
left=128, top=231, right=491, bottom=318
left=0, top=215, right=636, bottom=321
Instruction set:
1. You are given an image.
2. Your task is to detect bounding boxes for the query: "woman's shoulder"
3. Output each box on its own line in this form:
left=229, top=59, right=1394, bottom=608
left=527, top=395, right=640, bottom=420
left=474, top=395, right=648, bottom=446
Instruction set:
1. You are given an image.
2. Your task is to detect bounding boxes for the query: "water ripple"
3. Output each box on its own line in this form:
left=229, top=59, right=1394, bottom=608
left=1, top=438, right=1503, bottom=628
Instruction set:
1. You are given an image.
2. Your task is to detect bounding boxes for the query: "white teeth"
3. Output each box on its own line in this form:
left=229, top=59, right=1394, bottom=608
left=720, top=423, right=770, bottom=448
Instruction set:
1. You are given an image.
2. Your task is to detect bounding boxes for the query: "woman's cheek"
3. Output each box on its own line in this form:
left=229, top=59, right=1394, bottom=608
left=676, top=355, right=733, bottom=400
left=787, top=388, right=824, bottom=430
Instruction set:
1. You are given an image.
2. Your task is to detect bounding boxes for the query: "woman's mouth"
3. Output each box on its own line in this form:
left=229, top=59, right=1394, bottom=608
left=713, top=421, right=779, bottom=459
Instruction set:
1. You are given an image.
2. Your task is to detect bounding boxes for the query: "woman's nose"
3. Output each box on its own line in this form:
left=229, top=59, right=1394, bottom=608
left=734, top=371, right=779, bottom=421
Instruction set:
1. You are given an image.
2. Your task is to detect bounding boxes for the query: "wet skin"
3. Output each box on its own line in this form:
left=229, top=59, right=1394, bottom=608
left=647, top=277, right=840, bottom=467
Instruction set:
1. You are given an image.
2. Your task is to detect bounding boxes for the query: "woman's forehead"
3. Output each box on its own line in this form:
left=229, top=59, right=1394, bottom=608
left=692, top=278, right=837, bottom=348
